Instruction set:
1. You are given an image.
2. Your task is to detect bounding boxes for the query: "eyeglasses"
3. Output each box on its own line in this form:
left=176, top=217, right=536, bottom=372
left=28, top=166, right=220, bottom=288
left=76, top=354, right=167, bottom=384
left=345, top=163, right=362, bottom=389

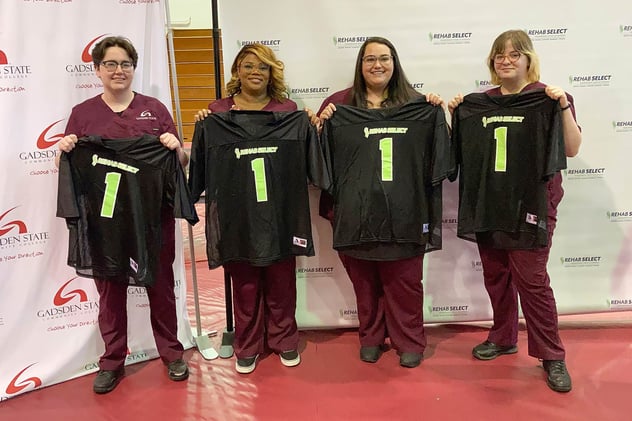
left=493, top=51, right=522, bottom=64
left=100, top=60, right=134, bottom=72
left=362, top=55, right=393, bottom=66
left=240, top=63, right=271, bottom=73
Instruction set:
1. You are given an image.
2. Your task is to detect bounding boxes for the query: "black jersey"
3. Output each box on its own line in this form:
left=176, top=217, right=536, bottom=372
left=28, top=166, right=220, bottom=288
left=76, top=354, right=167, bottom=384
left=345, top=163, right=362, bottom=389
left=188, top=110, right=331, bottom=268
left=56, top=135, right=198, bottom=286
left=451, top=89, right=566, bottom=249
left=321, top=97, right=452, bottom=259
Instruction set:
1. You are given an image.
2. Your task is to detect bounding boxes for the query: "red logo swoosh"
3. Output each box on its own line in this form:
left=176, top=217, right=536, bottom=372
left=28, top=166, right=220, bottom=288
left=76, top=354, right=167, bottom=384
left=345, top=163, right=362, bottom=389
left=53, top=278, right=88, bottom=306
left=0, top=206, right=27, bottom=236
left=0, top=50, right=7, bottom=65
left=36, top=119, right=65, bottom=149
left=81, top=34, right=108, bottom=63
left=6, top=364, right=42, bottom=395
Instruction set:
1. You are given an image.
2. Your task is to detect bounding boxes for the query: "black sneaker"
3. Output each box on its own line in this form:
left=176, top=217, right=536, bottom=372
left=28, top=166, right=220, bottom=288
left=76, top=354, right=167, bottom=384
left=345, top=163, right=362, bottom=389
left=542, top=360, right=572, bottom=392
left=472, top=340, right=518, bottom=360
left=360, top=346, right=382, bottom=363
left=235, top=355, right=258, bottom=374
left=93, top=368, right=124, bottom=394
left=167, top=359, right=189, bottom=381
left=279, top=350, right=301, bottom=367
left=399, top=352, right=423, bottom=368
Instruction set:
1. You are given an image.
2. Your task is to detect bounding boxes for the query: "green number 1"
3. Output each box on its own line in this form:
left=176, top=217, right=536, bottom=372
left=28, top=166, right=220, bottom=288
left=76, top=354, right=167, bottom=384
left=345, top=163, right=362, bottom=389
left=493, top=127, right=507, bottom=172
left=379, top=137, right=393, bottom=181
left=250, top=157, right=268, bottom=202
left=100, top=172, right=121, bottom=218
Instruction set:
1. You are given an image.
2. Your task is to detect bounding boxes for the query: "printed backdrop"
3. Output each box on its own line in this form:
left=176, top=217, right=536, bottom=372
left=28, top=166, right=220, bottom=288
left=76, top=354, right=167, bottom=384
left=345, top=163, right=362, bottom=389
left=2, top=0, right=632, bottom=401
left=216, top=0, right=632, bottom=327
left=0, top=0, right=193, bottom=401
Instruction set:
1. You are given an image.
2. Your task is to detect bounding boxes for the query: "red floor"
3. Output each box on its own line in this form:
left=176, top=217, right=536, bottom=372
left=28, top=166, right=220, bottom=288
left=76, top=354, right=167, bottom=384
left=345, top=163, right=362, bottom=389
left=2, top=262, right=631, bottom=421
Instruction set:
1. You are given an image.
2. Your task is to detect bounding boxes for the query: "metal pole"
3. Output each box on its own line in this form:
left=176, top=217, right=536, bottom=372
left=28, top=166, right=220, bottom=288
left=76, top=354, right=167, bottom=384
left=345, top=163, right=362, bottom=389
left=210, top=0, right=235, bottom=358
left=164, top=0, right=218, bottom=360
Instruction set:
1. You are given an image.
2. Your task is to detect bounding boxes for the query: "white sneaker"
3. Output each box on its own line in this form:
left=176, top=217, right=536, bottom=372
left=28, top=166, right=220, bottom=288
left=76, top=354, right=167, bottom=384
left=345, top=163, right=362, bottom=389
left=279, top=350, right=301, bottom=367
left=235, top=355, right=258, bottom=374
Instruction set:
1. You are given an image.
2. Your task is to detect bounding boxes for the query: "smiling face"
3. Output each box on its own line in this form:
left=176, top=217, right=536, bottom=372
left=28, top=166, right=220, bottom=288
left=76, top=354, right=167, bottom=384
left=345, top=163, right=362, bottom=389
left=361, top=42, right=394, bottom=92
left=95, top=46, right=134, bottom=94
left=236, top=53, right=270, bottom=96
left=493, top=40, right=529, bottom=86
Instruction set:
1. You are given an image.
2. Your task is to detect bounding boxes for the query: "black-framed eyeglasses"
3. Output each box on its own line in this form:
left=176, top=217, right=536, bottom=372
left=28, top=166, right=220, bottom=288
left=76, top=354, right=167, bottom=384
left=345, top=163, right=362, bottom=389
left=493, top=51, right=522, bottom=64
left=100, top=60, right=134, bottom=72
left=240, top=63, right=271, bottom=73
left=362, top=55, right=393, bottom=66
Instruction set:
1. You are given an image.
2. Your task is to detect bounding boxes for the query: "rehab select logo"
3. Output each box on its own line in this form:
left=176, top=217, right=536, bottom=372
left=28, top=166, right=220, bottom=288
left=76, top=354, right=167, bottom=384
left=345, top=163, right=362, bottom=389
left=3, top=364, right=42, bottom=399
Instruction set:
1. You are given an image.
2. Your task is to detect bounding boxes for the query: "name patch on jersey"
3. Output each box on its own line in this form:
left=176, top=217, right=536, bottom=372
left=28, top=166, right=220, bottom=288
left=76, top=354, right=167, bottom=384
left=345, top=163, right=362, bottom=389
left=525, top=213, right=538, bottom=225
left=129, top=257, right=138, bottom=273
left=481, top=116, right=525, bottom=128
left=292, top=236, right=308, bottom=248
left=234, top=146, right=278, bottom=159
left=363, top=127, right=408, bottom=138
left=91, top=154, right=140, bottom=173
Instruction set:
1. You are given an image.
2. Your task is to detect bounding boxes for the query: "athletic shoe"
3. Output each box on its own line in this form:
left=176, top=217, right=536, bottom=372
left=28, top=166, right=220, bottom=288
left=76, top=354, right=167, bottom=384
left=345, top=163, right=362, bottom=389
left=93, top=368, right=124, bottom=394
left=167, top=359, right=189, bottom=381
left=472, top=340, right=518, bottom=360
left=235, top=355, right=258, bottom=374
left=279, top=350, right=301, bottom=367
left=543, top=360, right=572, bottom=392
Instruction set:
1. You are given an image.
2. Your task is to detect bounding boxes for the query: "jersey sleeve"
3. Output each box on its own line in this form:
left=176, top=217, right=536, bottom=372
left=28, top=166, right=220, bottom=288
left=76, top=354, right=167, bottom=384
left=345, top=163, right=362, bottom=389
left=544, top=104, right=567, bottom=179
left=430, top=106, right=454, bottom=185
left=172, top=157, right=199, bottom=225
left=188, top=120, right=207, bottom=202
left=56, top=152, right=80, bottom=219
left=305, top=115, right=332, bottom=191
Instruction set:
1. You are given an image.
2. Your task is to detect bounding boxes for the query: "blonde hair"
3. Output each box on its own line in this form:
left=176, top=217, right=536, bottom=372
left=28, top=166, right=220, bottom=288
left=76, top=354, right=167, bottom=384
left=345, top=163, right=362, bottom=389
left=487, top=30, right=540, bottom=86
left=225, top=43, right=288, bottom=102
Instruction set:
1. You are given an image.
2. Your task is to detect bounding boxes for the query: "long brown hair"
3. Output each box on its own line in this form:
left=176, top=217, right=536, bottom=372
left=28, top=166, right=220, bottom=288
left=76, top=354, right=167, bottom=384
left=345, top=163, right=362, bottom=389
left=349, top=37, right=420, bottom=108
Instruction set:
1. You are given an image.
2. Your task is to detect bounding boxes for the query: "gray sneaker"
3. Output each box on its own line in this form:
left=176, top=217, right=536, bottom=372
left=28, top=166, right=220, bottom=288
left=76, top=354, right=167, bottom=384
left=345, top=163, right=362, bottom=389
left=167, top=359, right=189, bottom=381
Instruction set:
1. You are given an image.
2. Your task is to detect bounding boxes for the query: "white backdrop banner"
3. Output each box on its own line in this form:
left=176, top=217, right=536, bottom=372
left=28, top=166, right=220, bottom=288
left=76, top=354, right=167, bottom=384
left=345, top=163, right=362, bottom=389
left=0, top=0, right=193, bottom=401
left=218, top=0, right=632, bottom=328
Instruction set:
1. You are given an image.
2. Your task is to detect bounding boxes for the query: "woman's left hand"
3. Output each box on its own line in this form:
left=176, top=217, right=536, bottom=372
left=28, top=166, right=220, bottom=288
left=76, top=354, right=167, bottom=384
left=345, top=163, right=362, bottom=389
left=545, top=85, right=569, bottom=108
left=159, top=132, right=180, bottom=150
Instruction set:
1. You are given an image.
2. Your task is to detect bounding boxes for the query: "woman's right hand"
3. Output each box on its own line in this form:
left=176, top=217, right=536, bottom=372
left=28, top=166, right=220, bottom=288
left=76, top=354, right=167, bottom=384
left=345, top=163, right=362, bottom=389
left=58, top=134, right=78, bottom=153
left=447, top=94, right=464, bottom=116
left=194, top=109, right=211, bottom=122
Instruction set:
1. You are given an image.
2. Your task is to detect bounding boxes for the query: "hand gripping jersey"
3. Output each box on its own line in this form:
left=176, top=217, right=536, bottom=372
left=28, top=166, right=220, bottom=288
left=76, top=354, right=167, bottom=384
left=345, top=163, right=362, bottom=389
left=56, top=135, right=199, bottom=286
left=188, top=110, right=331, bottom=268
left=321, top=97, right=453, bottom=257
left=451, top=89, right=567, bottom=249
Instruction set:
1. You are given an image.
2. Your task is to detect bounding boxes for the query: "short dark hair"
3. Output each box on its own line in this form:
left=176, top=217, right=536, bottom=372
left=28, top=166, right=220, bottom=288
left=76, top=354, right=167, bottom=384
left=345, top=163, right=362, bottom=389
left=91, top=36, right=138, bottom=69
left=349, top=36, right=420, bottom=108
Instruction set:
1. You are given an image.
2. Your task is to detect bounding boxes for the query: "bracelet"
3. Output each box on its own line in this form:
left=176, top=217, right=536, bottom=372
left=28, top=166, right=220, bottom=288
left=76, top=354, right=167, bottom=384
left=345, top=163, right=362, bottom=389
left=560, top=104, right=571, bottom=111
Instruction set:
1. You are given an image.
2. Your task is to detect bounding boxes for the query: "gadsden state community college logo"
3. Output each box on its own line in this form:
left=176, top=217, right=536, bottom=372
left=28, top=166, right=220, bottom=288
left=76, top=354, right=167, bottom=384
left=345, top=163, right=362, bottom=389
left=82, top=34, right=108, bottom=63
left=0, top=207, right=27, bottom=237
left=36, top=119, right=65, bottom=149
left=53, top=277, right=89, bottom=306
left=5, top=364, right=42, bottom=395
left=0, top=50, right=7, bottom=65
